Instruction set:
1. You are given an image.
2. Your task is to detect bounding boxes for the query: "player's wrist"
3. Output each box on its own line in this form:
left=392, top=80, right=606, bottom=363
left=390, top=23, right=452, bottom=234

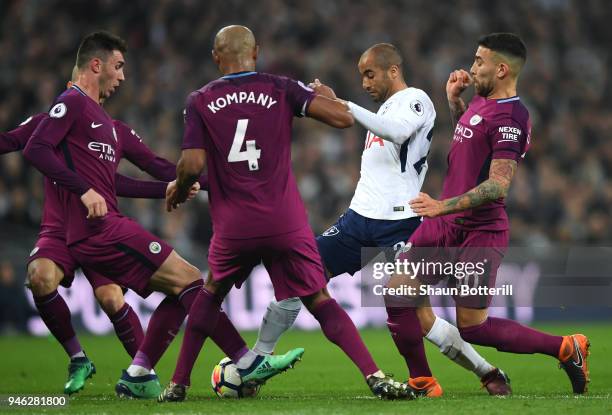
left=447, top=95, right=463, bottom=106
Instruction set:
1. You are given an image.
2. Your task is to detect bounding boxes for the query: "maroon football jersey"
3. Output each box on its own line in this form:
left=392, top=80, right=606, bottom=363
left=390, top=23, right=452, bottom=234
left=441, top=95, right=531, bottom=231
left=182, top=72, right=315, bottom=239
left=27, top=86, right=168, bottom=244
left=0, top=113, right=66, bottom=238
left=0, top=113, right=47, bottom=154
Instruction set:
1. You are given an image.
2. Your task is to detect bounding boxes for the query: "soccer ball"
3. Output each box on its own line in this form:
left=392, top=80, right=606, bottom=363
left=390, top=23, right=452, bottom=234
left=211, top=357, right=260, bottom=398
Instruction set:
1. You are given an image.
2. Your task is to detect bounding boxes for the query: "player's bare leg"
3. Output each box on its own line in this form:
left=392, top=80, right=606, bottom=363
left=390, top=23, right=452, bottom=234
left=94, top=284, right=144, bottom=358
left=456, top=306, right=590, bottom=394
left=300, top=287, right=413, bottom=400
left=28, top=258, right=95, bottom=395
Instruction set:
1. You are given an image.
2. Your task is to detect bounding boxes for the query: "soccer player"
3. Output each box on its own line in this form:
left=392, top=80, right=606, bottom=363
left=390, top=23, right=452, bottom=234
left=160, top=25, right=413, bottom=402
left=252, top=43, right=510, bottom=396
left=2, top=113, right=161, bottom=394
left=392, top=33, right=589, bottom=394
left=23, top=31, right=300, bottom=400
left=2, top=84, right=213, bottom=393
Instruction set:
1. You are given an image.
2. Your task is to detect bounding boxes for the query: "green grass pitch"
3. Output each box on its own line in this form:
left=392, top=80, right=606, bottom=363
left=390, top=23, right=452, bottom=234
left=0, top=324, right=610, bottom=414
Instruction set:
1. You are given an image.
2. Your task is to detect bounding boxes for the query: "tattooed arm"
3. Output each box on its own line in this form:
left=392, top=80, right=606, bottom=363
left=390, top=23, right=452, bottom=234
left=449, top=99, right=467, bottom=127
left=409, top=158, right=518, bottom=218
left=446, top=69, right=472, bottom=126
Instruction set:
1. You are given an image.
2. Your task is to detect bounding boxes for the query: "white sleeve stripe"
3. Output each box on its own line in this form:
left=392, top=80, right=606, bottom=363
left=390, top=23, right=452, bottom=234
left=300, top=99, right=308, bottom=117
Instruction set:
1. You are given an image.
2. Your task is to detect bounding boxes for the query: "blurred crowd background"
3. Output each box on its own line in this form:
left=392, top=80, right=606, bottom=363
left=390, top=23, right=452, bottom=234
left=1, top=0, right=610, bottom=331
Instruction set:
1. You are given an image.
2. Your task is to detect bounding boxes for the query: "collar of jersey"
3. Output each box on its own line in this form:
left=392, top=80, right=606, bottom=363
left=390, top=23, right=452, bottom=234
left=496, top=96, right=520, bottom=103
left=70, top=85, right=88, bottom=96
left=222, top=71, right=257, bottom=79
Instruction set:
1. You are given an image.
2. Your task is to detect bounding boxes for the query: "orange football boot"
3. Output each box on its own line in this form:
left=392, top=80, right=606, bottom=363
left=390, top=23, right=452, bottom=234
left=408, top=376, right=443, bottom=397
left=558, top=334, right=590, bottom=394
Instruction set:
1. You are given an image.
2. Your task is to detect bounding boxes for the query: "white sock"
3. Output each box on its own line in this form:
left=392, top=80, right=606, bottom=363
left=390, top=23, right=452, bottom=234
left=70, top=351, right=86, bottom=360
left=425, top=316, right=494, bottom=378
left=253, top=297, right=302, bottom=355
left=367, top=370, right=385, bottom=379
left=127, top=364, right=151, bottom=377
left=235, top=349, right=259, bottom=370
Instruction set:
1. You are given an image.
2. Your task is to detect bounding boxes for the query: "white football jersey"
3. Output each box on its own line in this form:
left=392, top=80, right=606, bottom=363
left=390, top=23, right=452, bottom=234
left=349, top=87, right=436, bottom=220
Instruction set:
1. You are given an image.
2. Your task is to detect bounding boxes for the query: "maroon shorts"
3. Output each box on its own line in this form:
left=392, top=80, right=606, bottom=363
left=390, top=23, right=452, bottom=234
left=27, top=235, right=79, bottom=288
left=400, top=217, right=509, bottom=307
left=82, top=268, right=120, bottom=291
left=208, top=225, right=327, bottom=301
left=69, top=216, right=173, bottom=298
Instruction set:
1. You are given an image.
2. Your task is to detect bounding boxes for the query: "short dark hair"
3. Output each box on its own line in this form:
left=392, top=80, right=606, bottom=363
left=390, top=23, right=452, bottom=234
left=76, top=31, right=127, bottom=69
left=364, top=43, right=403, bottom=71
left=478, top=33, right=526, bottom=62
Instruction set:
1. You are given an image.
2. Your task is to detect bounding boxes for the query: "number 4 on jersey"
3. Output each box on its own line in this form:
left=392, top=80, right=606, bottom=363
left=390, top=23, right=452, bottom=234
left=228, top=119, right=261, bottom=171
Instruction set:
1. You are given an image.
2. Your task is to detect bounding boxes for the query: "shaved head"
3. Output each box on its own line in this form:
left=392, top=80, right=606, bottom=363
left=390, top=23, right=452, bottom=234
left=360, top=43, right=403, bottom=72
left=212, top=25, right=258, bottom=74
left=214, top=25, right=256, bottom=58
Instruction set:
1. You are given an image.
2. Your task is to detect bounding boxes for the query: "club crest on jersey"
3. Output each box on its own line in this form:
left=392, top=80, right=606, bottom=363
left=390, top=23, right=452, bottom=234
left=149, top=242, right=162, bottom=254
left=49, top=103, right=67, bottom=119
left=410, top=100, right=424, bottom=116
left=470, top=114, right=482, bottom=125
left=322, top=226, right=339, bottom=237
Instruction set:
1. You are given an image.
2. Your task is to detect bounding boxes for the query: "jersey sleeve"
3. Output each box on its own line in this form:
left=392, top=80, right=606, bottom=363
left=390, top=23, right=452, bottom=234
left=488, top=116, right=528, bottom=161
left=0, top=113, right=45, bottom=154
left=348, top=89, right=434, bottom=145
left=285, top=79, right=316, bottom=117
left=115, top=121, right=158, bottom=169
left=181, top=91, right=210, bottom=150
left=115, top=173, right=167, bottom=199
left=23, top=94, right=91, bottom=195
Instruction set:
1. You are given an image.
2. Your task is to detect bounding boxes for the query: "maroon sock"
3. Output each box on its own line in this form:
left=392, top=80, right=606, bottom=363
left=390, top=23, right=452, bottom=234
left=137, top=296, right=187, bottom=369
left=136, top=294, right=246, bottom=370
left=175, top=278, right=246, bottom=360
left=210, top=311, right=249, bottom=363
left=459, top=317, right=563, bottom=357
left=34, top=290, right=82, bottom=357
left=178, top=279, right=203, bottom=312
left=310, top=299, right=378, bottom=378
left=109, top=303, right=144, bottom=358
left=172, top=288, right=222, bottom=386
left=386, top=306, right=432, bottom=378
left=134, top=279, right=205, bottom=368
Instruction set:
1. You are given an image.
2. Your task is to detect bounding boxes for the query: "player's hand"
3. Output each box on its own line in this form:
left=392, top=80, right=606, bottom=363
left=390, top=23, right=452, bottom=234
left=80, top=188, right=108, bottom=219
left=446, top=70, right=472, bottom=101
left=409, top=192, right=444, bottom=218
left=308, top=79, right=337, bottom=99
left=187, top=181, right=200, bottom=200
left=166, top=180, right=189, bottom=212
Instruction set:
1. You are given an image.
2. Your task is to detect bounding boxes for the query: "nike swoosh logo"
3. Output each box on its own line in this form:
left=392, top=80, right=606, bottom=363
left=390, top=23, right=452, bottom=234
left=573, top=338, right=583, bottom=368
left=91, top=122, right=102, bottom=129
